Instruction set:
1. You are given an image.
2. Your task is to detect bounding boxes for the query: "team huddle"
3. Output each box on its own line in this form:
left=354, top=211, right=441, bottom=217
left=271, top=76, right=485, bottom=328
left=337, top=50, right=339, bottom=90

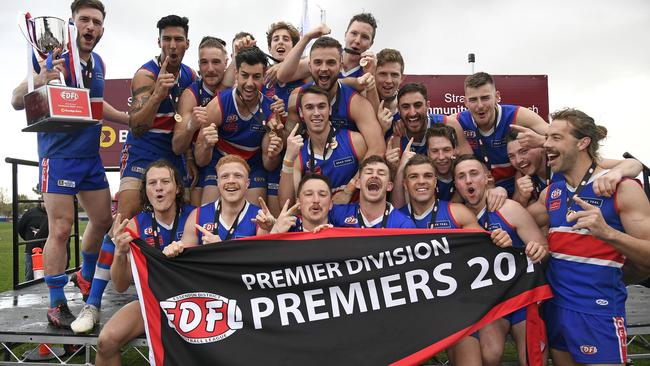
left=11, top=0, right=650, bottom=365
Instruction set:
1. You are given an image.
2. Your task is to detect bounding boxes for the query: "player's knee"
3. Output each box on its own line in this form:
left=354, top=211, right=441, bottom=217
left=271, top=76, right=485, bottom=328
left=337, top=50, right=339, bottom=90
left=93, top=211, right=113, bottom=232
left=480, top=341, right=504, bottom=366
left=48, top=217, right=73, bottom=244
left=97, top=327, right=125, bottom=356
left=117, top=192, right=141, bottom=219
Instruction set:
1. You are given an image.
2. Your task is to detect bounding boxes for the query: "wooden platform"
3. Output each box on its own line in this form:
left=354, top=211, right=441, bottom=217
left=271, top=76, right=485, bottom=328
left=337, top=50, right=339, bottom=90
left=0, top=283, right=647, bottom=365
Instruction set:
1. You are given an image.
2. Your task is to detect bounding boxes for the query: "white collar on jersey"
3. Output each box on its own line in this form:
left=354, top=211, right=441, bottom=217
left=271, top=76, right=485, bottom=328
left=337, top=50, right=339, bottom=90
left=231, top=88, right=262, bottom=121
left=216, top=200, right=250, bottom=230
left=408, top=202, right=435, bottom=221
left=340, top=64, right=361, bottom=78
left=360, top=203, right=394, bottom=227
left=471, top=104, right=503, bottom=136
left=476, top=205, right=488, bottom=221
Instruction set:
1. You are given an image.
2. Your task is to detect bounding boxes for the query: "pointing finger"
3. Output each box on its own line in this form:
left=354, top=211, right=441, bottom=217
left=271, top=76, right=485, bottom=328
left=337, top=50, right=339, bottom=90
left=405, top=137, right=414, bottom=152
left=160, top=56, right=170, bottom=74
left=288, top=123, right=299, bottom=139
left=280, top=199, right=291, bottom=214
left=195, top=224, right=212, bottom=236
left=258, top=197, right=270, bottom=213
left=387, top=135, right=396, bottom=149
left=510, top=124, right=532, bottom=133
left=573, top=196, right=596, bottom=210
left=287, top=202, right=301, bottom=216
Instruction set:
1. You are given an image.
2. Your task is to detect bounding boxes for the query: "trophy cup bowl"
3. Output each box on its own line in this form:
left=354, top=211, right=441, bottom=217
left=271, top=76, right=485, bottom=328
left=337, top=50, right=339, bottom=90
left=24, top=16, right=68, bottom=59
left=19, top=14, right=98, bottom=133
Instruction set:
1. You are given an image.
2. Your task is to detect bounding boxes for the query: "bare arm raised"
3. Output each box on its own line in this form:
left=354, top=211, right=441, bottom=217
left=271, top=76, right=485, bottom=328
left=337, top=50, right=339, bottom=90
left=129, top=56, right=175, bottom=138
left=276, top=24, right=330, bottom=83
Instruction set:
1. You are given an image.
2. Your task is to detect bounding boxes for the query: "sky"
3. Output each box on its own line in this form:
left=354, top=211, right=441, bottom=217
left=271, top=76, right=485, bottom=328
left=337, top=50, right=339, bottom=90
left=2, top=0, right=649, bottom=198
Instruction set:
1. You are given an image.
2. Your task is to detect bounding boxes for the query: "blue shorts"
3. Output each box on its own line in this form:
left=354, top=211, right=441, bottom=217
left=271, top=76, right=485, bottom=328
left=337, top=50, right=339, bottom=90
left=505, top=307, right=526, bottom=325
left=198, top=164, right=217, bottom=188
left=201, top=150, right=267, bottom=190
left=40, top=156, right=108, bottom=195
left=544, top=302, right=627, bottom=364
left=267, top=167, right=281, bottom=196
left=120, top=144, right=183, bottom=182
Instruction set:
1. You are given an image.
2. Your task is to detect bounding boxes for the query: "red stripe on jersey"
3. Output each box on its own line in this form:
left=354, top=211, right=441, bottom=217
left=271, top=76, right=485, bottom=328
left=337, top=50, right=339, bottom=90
left=152, top=115, right=175, bottom=131
left=491, top=165, right=516, bottom=183
left=91, top=100, right=103, bottom=120
left=215, top=140, right=258, bottom=160
left=510, top=106, right=521, bottom=126
left=549, top=231, right=625, bottom=264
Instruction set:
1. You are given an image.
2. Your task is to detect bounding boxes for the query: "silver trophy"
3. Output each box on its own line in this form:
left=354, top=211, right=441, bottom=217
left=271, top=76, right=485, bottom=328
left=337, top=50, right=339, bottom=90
left=18, top=13, right=97, bottom=132
left=20, top=16, right=68, bottom=58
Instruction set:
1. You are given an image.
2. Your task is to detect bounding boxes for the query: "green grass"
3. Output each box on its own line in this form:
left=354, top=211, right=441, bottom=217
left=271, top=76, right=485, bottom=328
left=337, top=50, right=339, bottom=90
left=0, top=221, right=84, bottom=291
left=0, top=222, right=648, bottom=365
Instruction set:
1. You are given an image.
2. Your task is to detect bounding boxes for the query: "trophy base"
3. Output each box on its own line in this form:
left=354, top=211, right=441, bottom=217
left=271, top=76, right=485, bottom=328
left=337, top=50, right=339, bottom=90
left=23, top=84, right=96, bottom=133
left=22, top=117, right=99, bottom=133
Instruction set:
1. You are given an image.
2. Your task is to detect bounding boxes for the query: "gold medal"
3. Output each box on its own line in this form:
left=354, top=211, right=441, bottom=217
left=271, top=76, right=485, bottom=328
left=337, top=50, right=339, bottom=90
left=359, top=58, right=368, bottom=67
left=174, top=113, right=183, bottom=123
left=329, top=137, right=338, bottom=150
left=566, top=209, right=575, bottom=220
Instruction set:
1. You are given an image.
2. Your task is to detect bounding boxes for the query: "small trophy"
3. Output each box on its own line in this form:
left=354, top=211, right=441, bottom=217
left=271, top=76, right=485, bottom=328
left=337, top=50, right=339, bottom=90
left=18, top=13, right=97, bottom=132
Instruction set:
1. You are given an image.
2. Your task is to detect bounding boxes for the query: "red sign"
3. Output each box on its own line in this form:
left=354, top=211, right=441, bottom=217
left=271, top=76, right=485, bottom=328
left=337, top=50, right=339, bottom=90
left=404, top=75, right=549, bottom=121
left=48, top=85, right=92, bottom=119
left=98, top=76, right=549, bottom=167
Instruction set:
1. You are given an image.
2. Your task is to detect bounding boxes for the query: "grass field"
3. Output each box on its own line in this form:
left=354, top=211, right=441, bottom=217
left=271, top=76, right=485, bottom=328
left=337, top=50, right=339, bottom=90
left=0, top=221, right=648, bottom=365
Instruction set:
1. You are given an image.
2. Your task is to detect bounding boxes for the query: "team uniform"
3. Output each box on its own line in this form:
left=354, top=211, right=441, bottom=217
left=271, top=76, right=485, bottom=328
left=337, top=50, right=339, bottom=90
left=396, top=113, right=447, bottom=155
left=544, top=171, right=630, bottom=363
left=476, top=205, right=527, bottom=326
left=330, top=203, right=416, bottom=228
left=298, top=129, right=360, bottom=193
left=457, top=105, right=519, bottom=196
left=37, top=52, right=108, bottom=195
left=297, top=82, right=358, bottom=131
left=339, top=65, right=364, bottom=79
left=436, top=177, right=455, bottom=201
left=399, top=200, right=459, bottom=229
left=263, top=80, right=304, bottom=197
left=132, top=204, right=194, bottom=250
left=185, top=78, right=218, bottom=188
left=194, top=200, right=259, bottom=241
left=120, top=59, right=196, bottom=182
left=203, top=88, right=274, bottom=189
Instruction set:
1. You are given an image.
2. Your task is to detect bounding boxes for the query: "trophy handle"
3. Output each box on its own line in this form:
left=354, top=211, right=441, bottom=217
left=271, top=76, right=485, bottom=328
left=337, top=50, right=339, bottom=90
left=17, top=12, right=41, bottom=56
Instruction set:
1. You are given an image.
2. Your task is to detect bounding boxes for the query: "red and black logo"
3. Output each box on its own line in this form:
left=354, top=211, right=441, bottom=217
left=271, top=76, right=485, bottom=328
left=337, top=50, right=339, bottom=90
left=160, top=292, right=243, bottom=344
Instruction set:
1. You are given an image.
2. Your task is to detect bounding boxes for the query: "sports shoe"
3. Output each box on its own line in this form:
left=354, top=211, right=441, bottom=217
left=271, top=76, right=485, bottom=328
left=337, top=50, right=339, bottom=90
left=69, top=271, right=91, bottom=302
left=47, top=303, right=75, bottom=329
left=71, top=304, right=100, bottom=334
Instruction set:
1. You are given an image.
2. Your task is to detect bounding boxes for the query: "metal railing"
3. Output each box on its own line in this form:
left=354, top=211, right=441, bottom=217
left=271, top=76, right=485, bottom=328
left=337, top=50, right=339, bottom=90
left=5, top=157, right=81, bottom=290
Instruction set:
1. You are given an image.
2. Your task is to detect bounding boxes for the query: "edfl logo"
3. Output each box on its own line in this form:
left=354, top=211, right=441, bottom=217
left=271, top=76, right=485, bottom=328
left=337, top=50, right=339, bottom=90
left=160, top=292, right=243, bottom=344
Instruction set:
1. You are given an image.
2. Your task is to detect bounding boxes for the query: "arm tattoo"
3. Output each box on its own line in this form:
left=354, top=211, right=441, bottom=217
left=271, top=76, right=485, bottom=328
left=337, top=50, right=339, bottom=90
left=131, top=85, right=153, bottom=97
left=129, top=95, right=152, bottom=137
left=129, top=95, right=148, bottom=115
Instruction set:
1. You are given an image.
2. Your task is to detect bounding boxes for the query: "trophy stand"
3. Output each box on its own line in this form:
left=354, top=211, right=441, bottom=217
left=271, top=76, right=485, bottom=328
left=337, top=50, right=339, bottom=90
left=19, top=13, right=99, bottom=132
